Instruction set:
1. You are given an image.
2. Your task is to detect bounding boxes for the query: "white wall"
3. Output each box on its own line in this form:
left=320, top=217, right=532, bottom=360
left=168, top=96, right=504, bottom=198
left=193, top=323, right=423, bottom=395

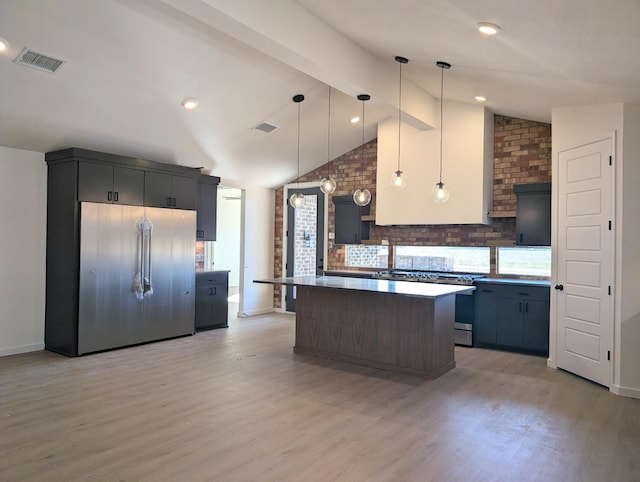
left=551, top=103, right=640, bottom=398
left=0, top=146, right=47, bottom=356
left=238, top=185, right=275, bottom=316
left=376, top=102, right=493, bottom=225
left=213, top=187, right=242, bottom=287
left=619, top=103, right=640, bottom=394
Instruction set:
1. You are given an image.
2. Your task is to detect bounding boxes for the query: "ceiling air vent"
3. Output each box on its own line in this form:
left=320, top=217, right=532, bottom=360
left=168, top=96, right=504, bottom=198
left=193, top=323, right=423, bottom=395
left=254, top=122, right=279, bottom=134
left=14, top=48, right=65, bottom=74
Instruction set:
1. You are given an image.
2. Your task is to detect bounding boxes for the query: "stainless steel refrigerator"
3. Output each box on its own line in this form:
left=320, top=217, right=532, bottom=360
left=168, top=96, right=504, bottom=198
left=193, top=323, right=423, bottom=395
left=77, top=202, right=196, bottom=354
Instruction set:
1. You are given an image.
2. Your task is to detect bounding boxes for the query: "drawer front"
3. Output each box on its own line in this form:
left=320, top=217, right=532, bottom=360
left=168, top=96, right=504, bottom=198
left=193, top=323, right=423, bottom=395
left=498, top=284, right=550, bottom=301
left=196, top=272, right=228, bottom=287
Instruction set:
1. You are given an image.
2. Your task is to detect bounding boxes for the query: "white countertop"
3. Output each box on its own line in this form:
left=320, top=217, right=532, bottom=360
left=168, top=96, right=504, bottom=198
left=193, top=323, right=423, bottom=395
left=254, top=275, right=474, bottom=299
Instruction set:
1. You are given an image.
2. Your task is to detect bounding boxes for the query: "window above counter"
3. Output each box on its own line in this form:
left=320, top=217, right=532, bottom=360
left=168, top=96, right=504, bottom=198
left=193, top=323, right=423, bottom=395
left=342, top=244, right=550, bottom=279
left=497, top=246, right=551, bottom=277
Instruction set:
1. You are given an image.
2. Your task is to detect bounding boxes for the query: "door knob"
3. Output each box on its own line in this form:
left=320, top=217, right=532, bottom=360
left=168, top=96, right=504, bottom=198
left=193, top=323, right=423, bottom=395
left=554, top=284, right=564, bottom=291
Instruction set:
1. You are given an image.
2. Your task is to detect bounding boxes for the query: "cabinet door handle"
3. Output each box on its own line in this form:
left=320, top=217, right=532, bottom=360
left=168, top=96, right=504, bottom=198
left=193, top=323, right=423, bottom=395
left=518, top=292, right=530, bottom=296
left=172, top=197, right=177, bottom=207
left=525, top=302, right=529, bottom=312
left=481, top=289, right=493, bottom=293
left=114, top=191, right=119, bottom=202
left=108, top=191, right=113, bottom=201
left=519, top=233, right=524, bottom=243
left=518, top=301, right=522, bottom=312
left=167, top=197, right=172, bottom=207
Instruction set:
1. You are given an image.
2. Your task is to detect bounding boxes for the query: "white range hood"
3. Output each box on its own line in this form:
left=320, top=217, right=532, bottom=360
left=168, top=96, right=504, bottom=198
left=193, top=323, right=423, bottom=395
left=376, top=102, right=494, bottom=225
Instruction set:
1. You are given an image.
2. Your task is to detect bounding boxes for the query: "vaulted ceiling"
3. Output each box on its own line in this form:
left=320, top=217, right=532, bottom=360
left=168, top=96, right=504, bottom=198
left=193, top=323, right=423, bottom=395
left=0, top=0, right=638, bottom=188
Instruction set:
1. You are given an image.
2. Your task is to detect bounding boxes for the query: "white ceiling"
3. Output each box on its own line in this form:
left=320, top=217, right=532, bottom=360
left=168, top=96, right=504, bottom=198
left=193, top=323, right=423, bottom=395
left=0, top=0, right=638, bottom=188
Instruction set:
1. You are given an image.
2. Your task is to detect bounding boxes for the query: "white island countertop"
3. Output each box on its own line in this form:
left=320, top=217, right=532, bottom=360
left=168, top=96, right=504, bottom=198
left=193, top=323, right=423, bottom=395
left=254, top=275, right=474, bottom=299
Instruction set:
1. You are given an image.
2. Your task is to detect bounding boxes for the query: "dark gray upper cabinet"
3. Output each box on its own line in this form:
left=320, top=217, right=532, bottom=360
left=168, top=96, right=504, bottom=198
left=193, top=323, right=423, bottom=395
left=144, top=171, right=197, bottom=210
left=514, top=182, right=551, bottom=246
left=196, top=175, right=220, bottom=241
left=78, top=162, right=144, bottom=205
left=333, top=195, right=370, bottom=244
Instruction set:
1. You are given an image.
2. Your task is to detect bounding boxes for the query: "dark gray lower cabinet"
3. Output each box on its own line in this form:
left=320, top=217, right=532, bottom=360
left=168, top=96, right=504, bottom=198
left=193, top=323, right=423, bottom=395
left=475, top=282, right=550, bottom=356
left=475, top=285, right=498, bottom=345
left=195, top=271, right=229, bottom=330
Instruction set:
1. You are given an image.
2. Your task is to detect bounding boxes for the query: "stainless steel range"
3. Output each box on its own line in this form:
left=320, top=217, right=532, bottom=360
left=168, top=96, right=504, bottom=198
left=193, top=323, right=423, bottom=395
left=373, top=269, right=484, bottom=346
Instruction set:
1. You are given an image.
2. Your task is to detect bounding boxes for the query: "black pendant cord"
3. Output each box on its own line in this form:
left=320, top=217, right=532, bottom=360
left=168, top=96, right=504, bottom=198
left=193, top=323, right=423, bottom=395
left=439, top=65, right=444, bottom=185
left=327, top=86, right=331, bottom=176
left=394, top=56, right=408, bottom=174
left=297, top=100, right=301, bottom=189
left=397, top=60, right=402, bottom=173
left=361, top=97, right=365, bottom=187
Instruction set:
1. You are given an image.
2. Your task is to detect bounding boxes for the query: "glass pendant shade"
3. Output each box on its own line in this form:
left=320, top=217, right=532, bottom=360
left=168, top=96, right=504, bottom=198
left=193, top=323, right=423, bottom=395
left=353, top=188, right=371, bottom=207
left=320, top=175, right=336, bottom=194
left=289, top=192, right=306, bottom=208
left=430, top=182, right=450, bottom=203
left=389, top=170, right=408, bottom=190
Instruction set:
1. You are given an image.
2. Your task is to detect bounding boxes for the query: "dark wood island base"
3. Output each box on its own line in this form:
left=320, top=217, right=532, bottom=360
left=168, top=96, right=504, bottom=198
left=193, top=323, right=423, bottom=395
left=254, top=276, right=474, bottom=379
left=293, top=285, right=456, bottom=378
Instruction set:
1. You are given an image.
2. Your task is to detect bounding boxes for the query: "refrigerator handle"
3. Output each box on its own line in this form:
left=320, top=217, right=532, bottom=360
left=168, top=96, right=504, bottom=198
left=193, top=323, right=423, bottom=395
left=143, top=220, right=154, bottom=298
left=133, top=220, right=145, bottom=301
left=147, top=227, right=153, bottom=288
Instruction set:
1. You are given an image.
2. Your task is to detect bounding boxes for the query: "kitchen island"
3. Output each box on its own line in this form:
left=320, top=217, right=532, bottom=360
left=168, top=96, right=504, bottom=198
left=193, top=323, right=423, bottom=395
left=254, top=276, right=474, bottom=378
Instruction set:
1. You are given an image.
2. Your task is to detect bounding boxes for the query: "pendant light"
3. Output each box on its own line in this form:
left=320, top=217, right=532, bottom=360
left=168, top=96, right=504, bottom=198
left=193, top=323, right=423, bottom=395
left=390, top=56, right=409, bottom=190
left=431, top=61, right=451, bottom=203
left=320, top=86, right=337, bottom=194
left=289, top=94, right=306, bottom=209
left=353, top=94, right=372, bottom=207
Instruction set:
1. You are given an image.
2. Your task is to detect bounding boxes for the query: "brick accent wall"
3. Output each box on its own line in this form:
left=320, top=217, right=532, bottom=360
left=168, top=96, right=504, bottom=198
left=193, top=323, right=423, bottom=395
left=493, top=115, right=552, bottom=212
left=273, top=114, right=551, bottom=308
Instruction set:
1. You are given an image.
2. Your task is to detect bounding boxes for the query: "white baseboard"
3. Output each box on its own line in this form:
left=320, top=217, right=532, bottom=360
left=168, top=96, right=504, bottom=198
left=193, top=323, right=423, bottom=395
left=547, top=357, right=557, bottom=368
left=610, top=384, right=640, bottom=399
left=241, top=307, right=275, bottom=317
left=0, top=342, right=45, bottom=357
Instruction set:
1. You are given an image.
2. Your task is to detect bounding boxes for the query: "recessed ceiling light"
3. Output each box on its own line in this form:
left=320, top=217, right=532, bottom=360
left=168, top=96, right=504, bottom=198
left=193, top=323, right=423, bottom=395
left=181, top=98, right=198, bottom=110
left=350, top=116, right=360, bottom=123
left=477, top=22, right=501, bottom=35
left=0, top=37, right=9, bottom=52
left=475, top=95, right=487, bottom=102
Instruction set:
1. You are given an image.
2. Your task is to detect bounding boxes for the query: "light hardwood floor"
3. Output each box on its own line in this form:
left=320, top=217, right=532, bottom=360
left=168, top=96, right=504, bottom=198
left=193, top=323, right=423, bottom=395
left=1, top=312, right=639, bottom=482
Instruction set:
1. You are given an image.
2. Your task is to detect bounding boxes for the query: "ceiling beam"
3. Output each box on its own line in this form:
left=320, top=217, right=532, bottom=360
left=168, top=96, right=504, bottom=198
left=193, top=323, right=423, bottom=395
left=159, top=0, right=436, bottom=130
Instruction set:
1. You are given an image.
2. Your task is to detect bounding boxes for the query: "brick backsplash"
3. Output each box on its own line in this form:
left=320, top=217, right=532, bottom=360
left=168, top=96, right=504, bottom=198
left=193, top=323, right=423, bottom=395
left=273, top=114, right=551, bottom=308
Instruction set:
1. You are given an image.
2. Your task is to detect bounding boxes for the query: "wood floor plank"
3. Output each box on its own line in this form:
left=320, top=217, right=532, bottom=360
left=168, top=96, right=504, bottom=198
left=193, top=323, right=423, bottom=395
left=1, top=312, right=639, bottom=481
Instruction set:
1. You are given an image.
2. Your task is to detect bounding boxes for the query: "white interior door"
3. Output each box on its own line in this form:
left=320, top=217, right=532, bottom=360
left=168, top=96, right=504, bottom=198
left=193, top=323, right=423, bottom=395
left=556, top=138, right=613, bottom=387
